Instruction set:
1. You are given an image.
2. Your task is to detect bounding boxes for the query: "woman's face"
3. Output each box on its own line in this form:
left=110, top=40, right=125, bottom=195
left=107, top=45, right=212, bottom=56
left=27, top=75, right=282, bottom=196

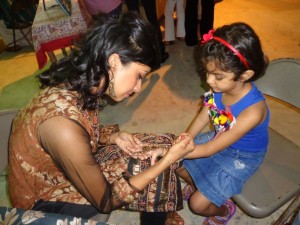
left=107, top=56, right=151, bottom=102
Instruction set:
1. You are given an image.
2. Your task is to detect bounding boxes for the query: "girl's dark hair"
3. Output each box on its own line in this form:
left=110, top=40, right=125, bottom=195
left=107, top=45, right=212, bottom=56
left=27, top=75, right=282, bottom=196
left=38, top=12, right=160, bottom=109
left=200, top=22, right=269, bottom=81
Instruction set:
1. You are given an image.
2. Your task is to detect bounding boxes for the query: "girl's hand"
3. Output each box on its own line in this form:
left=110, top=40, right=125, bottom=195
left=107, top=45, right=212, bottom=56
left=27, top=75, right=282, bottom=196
left=163, top=133, right=195, bottom=165
left=113, top=131, right=144, bottom=157
left=148, top=133, right=195, bottom=165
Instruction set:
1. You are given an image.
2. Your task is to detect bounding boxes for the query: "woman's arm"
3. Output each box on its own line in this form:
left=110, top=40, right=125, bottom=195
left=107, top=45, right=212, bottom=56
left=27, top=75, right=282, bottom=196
left=38, top=116, right=109, bottom=210
left=38, top=117, right=194, bottom=212
left=128, top=133, right=194, bottom=190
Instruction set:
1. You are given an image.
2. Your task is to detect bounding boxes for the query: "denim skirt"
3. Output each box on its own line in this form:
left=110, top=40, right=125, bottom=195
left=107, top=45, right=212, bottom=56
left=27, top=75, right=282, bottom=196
left=183, top=131, right=266, bottom=207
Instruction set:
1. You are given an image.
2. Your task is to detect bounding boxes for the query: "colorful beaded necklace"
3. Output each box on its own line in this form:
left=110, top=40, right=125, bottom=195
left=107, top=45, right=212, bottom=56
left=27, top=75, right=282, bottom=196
left=204, top=92, right=236, bottom=134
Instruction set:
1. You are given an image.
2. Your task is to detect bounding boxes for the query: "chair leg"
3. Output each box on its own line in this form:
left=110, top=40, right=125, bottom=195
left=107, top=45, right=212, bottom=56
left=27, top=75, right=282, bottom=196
left=20, top=28, right=34, bottom=49
left=6, top=28, right=21, bottom=52
left=273, top=194, right=300, bottom=225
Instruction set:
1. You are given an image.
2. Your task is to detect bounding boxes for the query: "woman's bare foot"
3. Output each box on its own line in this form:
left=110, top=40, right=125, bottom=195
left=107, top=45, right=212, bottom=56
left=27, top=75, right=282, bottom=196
left=165, top=212, right=184, bottom=225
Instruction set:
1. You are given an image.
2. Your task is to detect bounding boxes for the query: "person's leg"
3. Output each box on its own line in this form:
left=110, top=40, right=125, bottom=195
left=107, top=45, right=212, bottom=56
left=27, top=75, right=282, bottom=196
left=189, top=191, right=225, bottom=216
left=185, top=0, right=199, bottom=46
left=199, top=0, right=215, bottom=37
left=141, top=0, right=169, bottom=63
left=175, top=0, right=185, bottom=39
left=176, top=165, right=195, bottom=188
left=164, top=0, right=176, bottom=42
left=124, top=0, right=140, bottom=13
left=176, top=162, right=224, bottom=222
left=189, top=191, right=236, bottom=225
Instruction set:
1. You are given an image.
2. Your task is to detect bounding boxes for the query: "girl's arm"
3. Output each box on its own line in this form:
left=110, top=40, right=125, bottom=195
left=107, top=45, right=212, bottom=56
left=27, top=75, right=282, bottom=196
left=186, top=105, right=210, bottom=137
left=185, top=101, right=268, bottom=159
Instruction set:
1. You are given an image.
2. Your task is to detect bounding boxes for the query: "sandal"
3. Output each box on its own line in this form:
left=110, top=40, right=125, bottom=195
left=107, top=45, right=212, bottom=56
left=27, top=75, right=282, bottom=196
left=165, top=212, right=184, bottom=225
left=203, top=200, right=236, bottom=225
left=182, top=184, right=193, bottom=201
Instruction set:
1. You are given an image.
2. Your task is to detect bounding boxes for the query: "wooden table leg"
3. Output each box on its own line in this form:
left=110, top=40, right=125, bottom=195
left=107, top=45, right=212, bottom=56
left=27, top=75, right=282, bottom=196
left=61, top=48, right=68, bottom=57
left=47, top=51, right=57, bottom=64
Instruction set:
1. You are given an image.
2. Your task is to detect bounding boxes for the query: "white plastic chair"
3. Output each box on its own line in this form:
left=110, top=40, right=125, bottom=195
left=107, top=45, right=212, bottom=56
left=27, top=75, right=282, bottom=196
left=232, top=58, right=300, bottom=224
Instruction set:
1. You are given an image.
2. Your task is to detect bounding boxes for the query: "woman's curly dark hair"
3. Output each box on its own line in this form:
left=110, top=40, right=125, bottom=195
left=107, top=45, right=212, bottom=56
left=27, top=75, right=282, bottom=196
left=38, top=12, right=160, bottom=110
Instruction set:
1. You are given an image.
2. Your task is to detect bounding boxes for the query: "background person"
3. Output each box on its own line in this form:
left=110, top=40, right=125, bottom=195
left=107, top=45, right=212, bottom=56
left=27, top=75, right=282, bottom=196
left=164, top=0, right=185, bottom=45
left=124, top=0, right=169, bottom=64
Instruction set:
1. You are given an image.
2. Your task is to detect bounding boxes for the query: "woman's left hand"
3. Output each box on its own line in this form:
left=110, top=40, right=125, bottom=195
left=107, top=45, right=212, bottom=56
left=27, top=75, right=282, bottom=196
left=113, top=132, right=146, bottom=157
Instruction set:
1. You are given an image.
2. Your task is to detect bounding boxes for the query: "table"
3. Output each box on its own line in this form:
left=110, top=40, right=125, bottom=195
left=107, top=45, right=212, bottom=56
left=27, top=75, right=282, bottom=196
left=32, top=0, right=88, bottom=69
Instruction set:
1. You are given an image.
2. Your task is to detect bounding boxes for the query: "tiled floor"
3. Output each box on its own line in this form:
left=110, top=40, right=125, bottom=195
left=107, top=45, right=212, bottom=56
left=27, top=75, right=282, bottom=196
left=0, top=0, right=300, bottom=224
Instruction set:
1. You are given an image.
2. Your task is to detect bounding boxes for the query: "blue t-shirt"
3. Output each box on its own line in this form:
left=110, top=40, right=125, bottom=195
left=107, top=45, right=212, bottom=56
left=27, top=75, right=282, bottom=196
left=213, top=83, right=270, bottom=152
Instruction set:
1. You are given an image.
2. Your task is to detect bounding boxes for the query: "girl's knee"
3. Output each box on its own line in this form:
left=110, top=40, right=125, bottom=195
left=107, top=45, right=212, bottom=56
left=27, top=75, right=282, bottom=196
left=188, top=192, right=214, bottom=216
left=188, top=198, right=208, bottom=216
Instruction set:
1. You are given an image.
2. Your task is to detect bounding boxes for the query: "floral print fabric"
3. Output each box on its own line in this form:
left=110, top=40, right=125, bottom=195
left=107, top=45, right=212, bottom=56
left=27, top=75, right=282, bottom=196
left=0, top=207, right=109, bottom=225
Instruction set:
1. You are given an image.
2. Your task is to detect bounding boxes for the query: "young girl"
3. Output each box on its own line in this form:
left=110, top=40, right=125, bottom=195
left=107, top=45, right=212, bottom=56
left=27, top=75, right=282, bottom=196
left=177, top=22, right=270, bottom=224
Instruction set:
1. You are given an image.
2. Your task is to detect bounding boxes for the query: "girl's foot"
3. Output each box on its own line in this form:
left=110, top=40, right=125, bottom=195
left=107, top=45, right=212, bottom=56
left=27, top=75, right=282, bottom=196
left=165, top=212, right=184, bottom=225
left=182, top=184, right=193, bottom=201
left=203, top=200, right=236, bottom=225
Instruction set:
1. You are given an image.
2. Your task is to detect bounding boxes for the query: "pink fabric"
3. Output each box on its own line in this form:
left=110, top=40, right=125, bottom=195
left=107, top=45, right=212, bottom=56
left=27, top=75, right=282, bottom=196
left=84, top=0, right=121, bottom=15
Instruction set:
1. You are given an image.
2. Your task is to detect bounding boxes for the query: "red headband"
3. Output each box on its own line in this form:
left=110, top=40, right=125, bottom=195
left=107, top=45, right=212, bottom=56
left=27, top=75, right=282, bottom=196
left=201, top=29, right=250, bottom=69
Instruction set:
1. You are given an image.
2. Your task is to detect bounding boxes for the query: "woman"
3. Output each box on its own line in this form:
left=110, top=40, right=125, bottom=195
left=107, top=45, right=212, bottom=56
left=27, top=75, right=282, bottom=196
left=8, top=12, right=194, bottom=222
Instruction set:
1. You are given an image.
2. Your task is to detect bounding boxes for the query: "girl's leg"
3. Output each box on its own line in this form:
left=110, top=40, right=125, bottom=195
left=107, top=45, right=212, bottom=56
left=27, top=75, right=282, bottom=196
left=176, top=166, right=235, bottom=225
left=176, top=165, right=195, bottom=188
left=189, top=191, right=226, bottom=216
left=190, top=191, right=236, bottom=225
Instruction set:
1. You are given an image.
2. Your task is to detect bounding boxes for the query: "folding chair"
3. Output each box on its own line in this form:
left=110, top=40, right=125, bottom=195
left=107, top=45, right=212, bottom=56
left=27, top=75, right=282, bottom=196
left=0, top=109, right=19, bottom=173
left=232, top=58, right=300, bottom=224
left=0, top=0, right=38, bottom=51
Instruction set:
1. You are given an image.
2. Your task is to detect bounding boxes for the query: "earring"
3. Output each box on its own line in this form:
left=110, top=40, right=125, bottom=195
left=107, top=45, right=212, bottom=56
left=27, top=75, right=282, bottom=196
left=108, top=81, right=116, bottom=98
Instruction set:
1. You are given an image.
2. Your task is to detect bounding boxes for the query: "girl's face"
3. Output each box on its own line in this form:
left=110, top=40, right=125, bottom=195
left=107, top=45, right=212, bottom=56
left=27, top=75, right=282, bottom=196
left=107, top=58, right=151, bottom=102
left=205, top=61, right=240, bottom=93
